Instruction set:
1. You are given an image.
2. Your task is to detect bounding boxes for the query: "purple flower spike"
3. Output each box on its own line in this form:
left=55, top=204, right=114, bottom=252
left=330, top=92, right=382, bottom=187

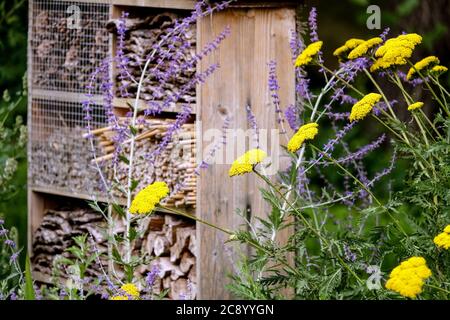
left=4, top=239, right=15, bottom=248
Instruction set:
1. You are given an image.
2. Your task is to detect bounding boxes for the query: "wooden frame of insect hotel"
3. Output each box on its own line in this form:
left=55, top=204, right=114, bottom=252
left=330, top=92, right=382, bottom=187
left=27, top=0, right=298, bottom=299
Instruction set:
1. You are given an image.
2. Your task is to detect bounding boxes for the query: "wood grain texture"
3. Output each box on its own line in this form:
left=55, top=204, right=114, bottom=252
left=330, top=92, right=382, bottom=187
left=197, top=7, right=296, bottom=299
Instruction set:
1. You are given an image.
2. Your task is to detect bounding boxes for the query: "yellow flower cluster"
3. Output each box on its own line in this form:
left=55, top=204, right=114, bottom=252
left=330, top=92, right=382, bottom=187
left=430, top=65, right=448, bottom=77
left=110, top=295, right=129, bottom=300
left=121, top=283, right=140, bottom=298
left=406, top=56, right=440, bottom=80
left=371, top=33, right=422, bottom=72
left=129, top=181, right=169, bottom=215
left=287, top=123, right=319, bottom=153
left=110, top=283, right=140, bottom=300
left=433, top=225, right=450, bottom=250
left=333, top=38, right=364, bottom=58
left=348, top=37, right=383, bottom=60
left=229, top=149, right=267, bottom=177
left=349, top=93, right=382, bottom=122
left=295, top=41, right=323, bottom=68
left=407, top=102, right=424, bottom=111
left=385, top=256, right=432, bottom=299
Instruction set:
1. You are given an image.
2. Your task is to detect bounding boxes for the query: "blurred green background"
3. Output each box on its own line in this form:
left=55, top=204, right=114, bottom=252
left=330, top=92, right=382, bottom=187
left=0, top=0, right=449, bottom=267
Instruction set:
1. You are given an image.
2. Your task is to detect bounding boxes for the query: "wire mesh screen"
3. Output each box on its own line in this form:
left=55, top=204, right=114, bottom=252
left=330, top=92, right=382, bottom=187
left=29, top=98, right=107, bottom=196
left=30, top=0, right=110, bottom=93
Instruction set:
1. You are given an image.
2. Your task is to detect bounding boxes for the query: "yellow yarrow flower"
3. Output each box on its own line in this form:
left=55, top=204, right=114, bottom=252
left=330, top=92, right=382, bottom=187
left=371, top=33, right=422, bottom=72
left=349, top=93, right=382, bottom=122
left=129, top=181, right=169, bottom=215
left=295, top=41, right=323, bottom=68
left=430, top=65, right=448, bottom=77
left=110, top=295, right=129, bottom=300
left=385, top=256, right=432, bottom=299
left=434, top=224, right=450, bottom=250
left=121, top=283, right=140, bottom=298
left=348, top=37, right=383, bottom=59
left=287, top=122, right=319, bottom=153
left=333, top=38, right=364, bottom=58
left=407, top=102, right=424, bottom=111
left=229, top=149, right=267, bottom=177
left=406, top=56, right=440, bottom=80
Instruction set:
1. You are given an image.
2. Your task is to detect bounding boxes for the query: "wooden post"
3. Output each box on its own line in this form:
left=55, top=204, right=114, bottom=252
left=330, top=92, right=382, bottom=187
left=197, top=4, right=296, bottom=299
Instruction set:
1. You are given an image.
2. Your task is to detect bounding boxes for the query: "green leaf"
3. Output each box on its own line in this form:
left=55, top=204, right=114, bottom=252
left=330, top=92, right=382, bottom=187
left=113, top=203, right=126, bottom=218
left=25, top=255, right=36, bottom=300
left=129, top=125, right=138, bottom=136
left=119, top=155, right=129, bottom=165
left=130, top=179, right=140, bottom=192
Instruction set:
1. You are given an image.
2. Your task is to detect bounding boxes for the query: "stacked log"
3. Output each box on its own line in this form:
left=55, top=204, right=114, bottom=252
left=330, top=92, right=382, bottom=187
left=29, top=126, right=103, bottom=194
left=31, top=6, right=109, bottom=92
left=32, top=206, right=108, bottom=277
left=89, top=117, right=197, bottom=208
left=32, top=208, right=197, bottom=299
left=140, top=214, right=197, bottom=299
left=107, top=13, right=196, bottom=103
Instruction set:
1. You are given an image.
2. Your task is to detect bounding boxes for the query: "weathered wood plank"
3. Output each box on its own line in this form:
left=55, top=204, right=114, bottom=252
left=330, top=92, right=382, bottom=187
left=197, top=7, right=296, bottom=299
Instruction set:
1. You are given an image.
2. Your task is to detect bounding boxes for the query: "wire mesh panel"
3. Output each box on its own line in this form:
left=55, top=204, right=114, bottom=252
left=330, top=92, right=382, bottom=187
left=29, top=98, right=106, bottom=196
left=30, top=0, right=110, bottom=93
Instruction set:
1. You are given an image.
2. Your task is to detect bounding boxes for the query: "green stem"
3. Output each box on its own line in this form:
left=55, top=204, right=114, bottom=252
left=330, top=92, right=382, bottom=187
left=425, top=283, right=450, bottom=296
left=408, top=61, right=450, bottom=117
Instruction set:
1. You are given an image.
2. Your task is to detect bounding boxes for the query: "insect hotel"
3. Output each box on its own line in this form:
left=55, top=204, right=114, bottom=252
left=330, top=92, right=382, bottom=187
left=27, top=0, right=298, bottom=299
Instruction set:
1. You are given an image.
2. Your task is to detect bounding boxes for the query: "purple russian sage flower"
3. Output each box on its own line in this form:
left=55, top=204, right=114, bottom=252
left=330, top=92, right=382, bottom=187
left=373, top=99, right=397, bottom=116
left=343, top=244, right=357, bottom=262
left=379, top=27, right=390, bottom=41
left=296, top=166, right=310, bottom=197
left=285, top=104, right=300, bottom=131
left=296, top=70, right=312, bottom=101
left=4, top=239, right=15, bottom=248
left=268, top=61, right=286, bottom=133
left=146, top=264, right=160, bottom=288
left=368, top=150, right=397, bottom=186
left=326, top=111, right=350, bottom=121
left=9, top=292, right=17, bottom=301
left=0, top=229, right=7, bottom=237
left=9, top=251, right=19, bottom=262
left=34, top=286, right=43, bottom=300
left=101, top=292, right=110, bottom=300
left=246, top=105, right=259, bottom=148
left=334, top=134, right=386, bottom=165
left=308, top=7, right=319, bottom=43
left=340, top=94, right=358, bottom=105
left=308, top=7, right=324, bottom=70
left=397, top=71, right=424, bottom=87
left=0, top=219, right=4, bottom=225
left=289, top=29, right=304, bottom=59
left=116, top=11, right=131, bottom=98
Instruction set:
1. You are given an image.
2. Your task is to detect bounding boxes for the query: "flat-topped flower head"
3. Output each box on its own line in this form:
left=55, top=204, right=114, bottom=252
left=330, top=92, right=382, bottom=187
left=406, top=56, right=440, bottom=80
left=333, top=38, right=364, bottom=59
left=229, top=149, right=267, bottom=177
left=430, top=65, right=448, bottom=77
left=385, top=256, right=432, bottom=299
left=348, top=37, right=383, bottom=59
left=371, top=33, right=422, bottom=72
left=295, top=41, right=323, bottom=68
left=287, top=122, right=319, bottom=153
left=407, top=102, right=424, bottom=111
left=129, top=181, right=170, bottom=215
left=434, top=224, right=450, bottom=250
left=349, top=93, right=382, bottom=122
left=110, top=295, right=129, bottom=300
left=121, top=283, right=140, bottom=298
